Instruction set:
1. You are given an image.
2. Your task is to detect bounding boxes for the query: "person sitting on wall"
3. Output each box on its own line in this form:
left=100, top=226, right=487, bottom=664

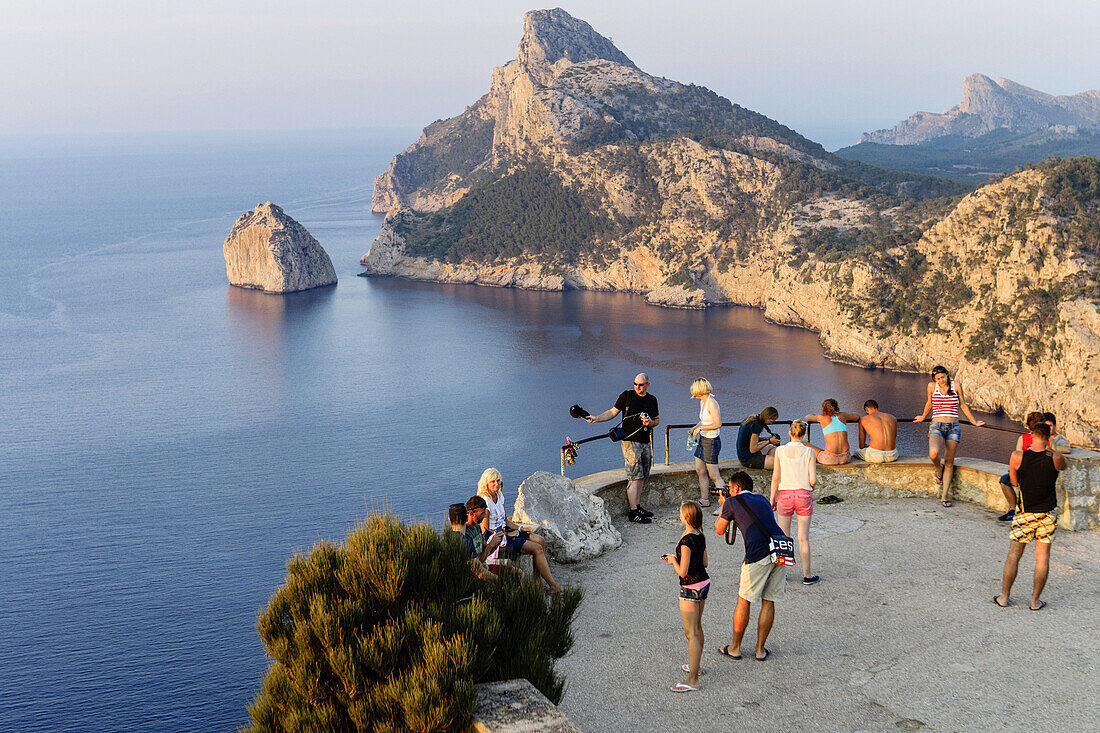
left=1042, top=412, right=1072, bottom=455
left=854, top=400, right=899, bottom=463
left=997, top=412, right=1043, bottom=522
left=805, top=398, right=861, bottom=465
left=737, top=407, right=781, bottom=470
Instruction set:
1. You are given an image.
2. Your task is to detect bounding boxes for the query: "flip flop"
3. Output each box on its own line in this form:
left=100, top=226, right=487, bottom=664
left=1030, top=600, right=1047, bottom=611
left=992, top=595, right=1009, bottom=608
left=717, top=645, right=742, bottom=660
left=670, top=683, right=699, bottom=693
left=935, top=468, right=944, bottom=482
left=681, top=665, right=707, bottom=675
left=941, top=500, right=953, bottom=507
left=755, top=648, right=770, bottom=662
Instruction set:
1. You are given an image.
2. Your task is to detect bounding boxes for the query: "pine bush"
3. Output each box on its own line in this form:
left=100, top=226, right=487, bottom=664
left=243, top=513, right=582, bottom=733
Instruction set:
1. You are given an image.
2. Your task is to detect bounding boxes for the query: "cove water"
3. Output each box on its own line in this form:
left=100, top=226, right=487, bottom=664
left=0, top=129, right=1018, bottom=732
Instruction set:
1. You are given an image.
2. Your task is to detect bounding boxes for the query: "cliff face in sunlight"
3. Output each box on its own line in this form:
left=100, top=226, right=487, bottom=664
left=362, top=9, right=1100, bottom=442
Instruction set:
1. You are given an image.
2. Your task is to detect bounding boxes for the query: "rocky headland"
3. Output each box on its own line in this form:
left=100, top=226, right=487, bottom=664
left=360, top=9, right=1100, bottom=442
left=861, top=74, right=1100, bottom=146
left=224, top=202, right=337, bottom=293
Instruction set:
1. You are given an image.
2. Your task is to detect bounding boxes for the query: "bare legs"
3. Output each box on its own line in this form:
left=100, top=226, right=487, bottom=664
left=999, top=481, right=1018, bottom=513
left=928, top=435, right=959, bottom=503
left=626, top=478, right=643, bottom=510
left=778, top=512, right=813, bottom=579
left=520, top=539, right=560, bottom=593
left=679, top=598, right=705, bottom=686
left=694, top=458, right=723, bottom=502
left=997, top=540, right=1051, bottom=609
left=731, top=596, right=774, bottom=660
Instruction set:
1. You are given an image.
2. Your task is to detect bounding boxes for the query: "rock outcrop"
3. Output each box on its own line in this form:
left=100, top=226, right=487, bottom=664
left=360, top=10, right=1100, bottom=442
left=512, top=471, right=621, bottom=563
left=862, top=74, right=1100, bottom=145
left=224, top=202, right=337, bottom=293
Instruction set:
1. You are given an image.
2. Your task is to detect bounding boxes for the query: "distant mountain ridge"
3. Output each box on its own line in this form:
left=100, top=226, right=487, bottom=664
left=862, top=74, right=1100, bottom=145
left=362, top=9, right=1100, bottom=441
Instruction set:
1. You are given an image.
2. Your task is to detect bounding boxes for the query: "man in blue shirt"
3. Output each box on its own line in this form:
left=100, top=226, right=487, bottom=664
left=714, top=471, right=787, bottom=661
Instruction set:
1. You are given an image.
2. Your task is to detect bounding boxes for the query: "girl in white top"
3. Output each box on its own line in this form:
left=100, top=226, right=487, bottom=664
left=688, top=378, right=724, bottom=508
left=476, top=468, right=562, bottom=594
left=769, top=420, right=819, bottom=584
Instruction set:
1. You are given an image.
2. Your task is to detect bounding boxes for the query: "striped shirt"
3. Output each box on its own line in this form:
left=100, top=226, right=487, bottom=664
left=931, top=382, right=960, bottom=421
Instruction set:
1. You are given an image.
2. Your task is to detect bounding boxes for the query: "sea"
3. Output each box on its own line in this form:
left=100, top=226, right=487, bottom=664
left=0, top=129, right=1021, bottom=732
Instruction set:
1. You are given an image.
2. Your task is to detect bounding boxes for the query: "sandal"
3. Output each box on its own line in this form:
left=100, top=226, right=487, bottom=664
left=670, top=682, right=699, bottom=693
left=940, top=500, right=952, bottom=507
left=717, top=645, right=741, bottom=660
left=681, top=665, right=707, bottom=675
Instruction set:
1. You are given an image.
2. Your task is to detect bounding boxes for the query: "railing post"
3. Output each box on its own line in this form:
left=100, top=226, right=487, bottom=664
left=560, top=448, right=566, bottom=476
left=664, top=426, right=670, bottom=465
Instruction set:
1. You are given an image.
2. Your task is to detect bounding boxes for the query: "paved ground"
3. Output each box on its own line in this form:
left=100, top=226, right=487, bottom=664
left=552, top=496, right=1100, bottom=732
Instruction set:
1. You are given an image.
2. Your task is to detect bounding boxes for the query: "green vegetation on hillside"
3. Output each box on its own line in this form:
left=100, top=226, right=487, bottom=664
left=245, top=513, right=582, bottom=733
left=394, top=165, right=617, bottom=265
left=394, top=107, right=495, bottom=192
left=835, top=129, right=1100, bottom=184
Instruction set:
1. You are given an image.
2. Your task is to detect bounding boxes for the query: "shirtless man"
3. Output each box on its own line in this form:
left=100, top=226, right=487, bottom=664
left=855, top=400, right=899, bottom=463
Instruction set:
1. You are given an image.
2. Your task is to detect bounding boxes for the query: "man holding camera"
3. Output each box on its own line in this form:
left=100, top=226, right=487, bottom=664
left=587, top=373, right=660, bottom=524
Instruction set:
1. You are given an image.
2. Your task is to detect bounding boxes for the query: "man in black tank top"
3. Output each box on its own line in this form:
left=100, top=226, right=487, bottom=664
left=994, top=423, right=1067, bottom=611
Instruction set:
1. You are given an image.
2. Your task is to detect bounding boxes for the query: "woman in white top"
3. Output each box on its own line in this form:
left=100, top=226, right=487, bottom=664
left=477, top=468, right=561, bottom=594
left=688, top=378, right=724, bottom=508
left=769, top=420, right=819, bottom=584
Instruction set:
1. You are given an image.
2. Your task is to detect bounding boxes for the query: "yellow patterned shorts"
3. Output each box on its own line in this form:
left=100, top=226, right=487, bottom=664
left=1010, top=511, right=1057, bottom=544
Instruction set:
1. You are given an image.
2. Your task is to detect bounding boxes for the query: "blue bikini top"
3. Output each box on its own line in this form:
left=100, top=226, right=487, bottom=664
left=822, top=415, right=846, bottom=435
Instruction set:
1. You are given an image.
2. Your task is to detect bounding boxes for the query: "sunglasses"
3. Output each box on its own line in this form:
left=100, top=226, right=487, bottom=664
left=634, top=382, right=648, bottom=387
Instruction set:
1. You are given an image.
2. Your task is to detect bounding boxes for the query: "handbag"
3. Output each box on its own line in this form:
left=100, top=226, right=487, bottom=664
left=734, top=495, right=796, bottom=566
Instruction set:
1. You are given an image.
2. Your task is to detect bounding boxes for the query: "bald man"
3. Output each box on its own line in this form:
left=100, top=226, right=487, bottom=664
left=587, top=373, right=660, bottom=523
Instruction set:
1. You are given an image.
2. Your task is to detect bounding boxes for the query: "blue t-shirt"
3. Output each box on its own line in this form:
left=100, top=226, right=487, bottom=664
left=719, top=492, right=785, bottom=564
left=453, top=529, right=477, bottom=559
left=736, top=417, right=765, bottom=462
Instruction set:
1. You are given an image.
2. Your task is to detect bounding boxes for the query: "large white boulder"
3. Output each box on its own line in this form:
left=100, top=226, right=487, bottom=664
left=512, top=471, right=621, bottom=563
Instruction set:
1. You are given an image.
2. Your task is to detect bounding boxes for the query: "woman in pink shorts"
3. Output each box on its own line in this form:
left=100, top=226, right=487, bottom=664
left=770, top=420, right=819, bottom=584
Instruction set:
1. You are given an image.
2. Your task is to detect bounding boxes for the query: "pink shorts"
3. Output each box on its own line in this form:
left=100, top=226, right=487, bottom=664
left=775, top=489, right=814, bottom=517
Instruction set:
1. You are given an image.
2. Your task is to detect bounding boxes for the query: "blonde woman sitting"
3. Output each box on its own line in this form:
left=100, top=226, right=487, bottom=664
left=770, top=420, right=819, bottom=584
left=688, top=377, right=725, bottom=508
left=805, top=399, right=860, bottom=465
left=477, top=468, right=561, bottom=594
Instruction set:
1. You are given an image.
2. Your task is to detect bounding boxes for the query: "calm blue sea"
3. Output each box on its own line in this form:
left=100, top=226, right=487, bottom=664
left=0, top=129, right=1018, bottom=732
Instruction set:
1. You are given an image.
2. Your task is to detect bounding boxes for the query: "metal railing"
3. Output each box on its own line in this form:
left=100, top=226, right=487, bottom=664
left=559, top=416, right=1100, bottom=475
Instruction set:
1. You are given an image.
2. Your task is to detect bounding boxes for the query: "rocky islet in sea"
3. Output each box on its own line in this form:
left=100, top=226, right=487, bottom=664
left=223, top=202, right=337, bottom=293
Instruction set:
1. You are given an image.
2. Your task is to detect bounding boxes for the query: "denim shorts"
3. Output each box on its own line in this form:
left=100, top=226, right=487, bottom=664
left=693, top=436, right=721, bottom=464
left=679, top=581, right=710, bottom=601
left=928, top=420, right=962, bottom=442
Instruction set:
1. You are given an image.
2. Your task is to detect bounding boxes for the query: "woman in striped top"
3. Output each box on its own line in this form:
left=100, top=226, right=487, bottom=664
left=913, top=365, right=985, bottom=506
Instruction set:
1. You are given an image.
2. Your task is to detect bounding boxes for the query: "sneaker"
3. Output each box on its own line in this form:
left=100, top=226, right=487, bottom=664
left=802, top=575, right=820, bottom=585
left=635, top=505, right=654, bottom=518
left=628, top=509, right=652, bottom=524
left=998, top=511, right=1015, bottom=522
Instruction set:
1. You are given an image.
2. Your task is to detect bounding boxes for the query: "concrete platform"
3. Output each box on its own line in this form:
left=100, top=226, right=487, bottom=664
left=552, top=496, right=1100, bottom=732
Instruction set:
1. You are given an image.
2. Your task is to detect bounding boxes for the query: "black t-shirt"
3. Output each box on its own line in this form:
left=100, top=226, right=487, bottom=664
left=1017, top=449, right=1059, bottom=514
left=614, top=390, right=659, bottom=443
left=675, top=532, right=708, bottom=586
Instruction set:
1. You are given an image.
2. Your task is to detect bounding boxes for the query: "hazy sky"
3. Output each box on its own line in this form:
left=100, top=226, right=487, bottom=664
left=3, top=0, right=1098, bottom=149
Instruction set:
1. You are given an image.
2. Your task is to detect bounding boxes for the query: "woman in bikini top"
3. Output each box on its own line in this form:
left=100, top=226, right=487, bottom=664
left=805, top=398, right=861, bottom=461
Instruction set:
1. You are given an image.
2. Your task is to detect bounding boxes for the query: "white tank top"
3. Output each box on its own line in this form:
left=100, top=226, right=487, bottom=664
left=699, top=395, right=720, bottom=439
left=777, top=441, right=815, bottom=492
left=483, top=491, right=508, bottom=532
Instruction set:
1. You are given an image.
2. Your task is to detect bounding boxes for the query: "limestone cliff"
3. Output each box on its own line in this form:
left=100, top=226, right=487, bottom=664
left=224, top=202, right=337, bottom=293
left=361, top=10, right=1100, bottom=442
left=862, top=74, right=1100, bottom=145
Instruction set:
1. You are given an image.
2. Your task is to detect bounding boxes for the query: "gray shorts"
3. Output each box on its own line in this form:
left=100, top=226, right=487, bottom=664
left=738, top=556, right=786, bottom=604
left=622, top=440, right=652, bottom=480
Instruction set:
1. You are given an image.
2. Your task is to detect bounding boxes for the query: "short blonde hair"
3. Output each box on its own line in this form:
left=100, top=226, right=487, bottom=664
left=477, top=467, right=503, bottom=497
left=690, top=377, right=712, bottom=397
left=680, top=501, right=702, bottom=529
left=789, top=419, right=807, bottom=439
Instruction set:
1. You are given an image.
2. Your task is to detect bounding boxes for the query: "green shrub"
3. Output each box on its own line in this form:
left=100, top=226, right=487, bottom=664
left=244, top=514, right=582, bottom=733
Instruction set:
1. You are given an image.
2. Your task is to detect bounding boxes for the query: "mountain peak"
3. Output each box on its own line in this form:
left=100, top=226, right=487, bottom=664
left=518, top=8, right=635, bottom=84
